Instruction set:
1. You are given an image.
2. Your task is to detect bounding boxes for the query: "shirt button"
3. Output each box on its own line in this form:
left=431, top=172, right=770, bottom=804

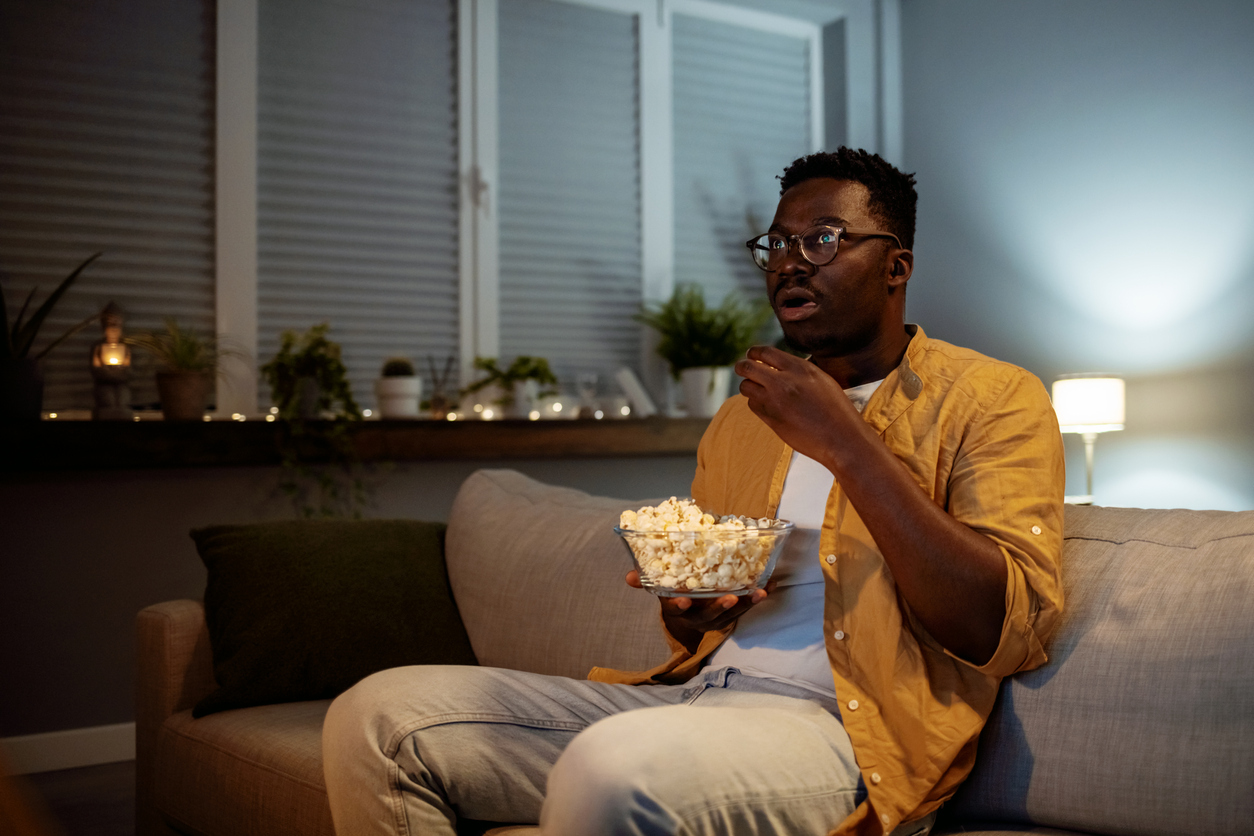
left=847, top=699, right=859, bottom=710
left=1031, top=525, right=1042, bottom=535
left=870, top=772, right=882, bottom=784
left=833, top=630, right=846, bottom=640
left=881, top=813, right=892, bottom=825
left=825, top=554, right=836, bottom=565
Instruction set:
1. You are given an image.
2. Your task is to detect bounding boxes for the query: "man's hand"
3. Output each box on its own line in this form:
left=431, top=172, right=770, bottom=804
left=626, top=570, right=770, bottom=655
left=734, top=346, right=868, bottom=467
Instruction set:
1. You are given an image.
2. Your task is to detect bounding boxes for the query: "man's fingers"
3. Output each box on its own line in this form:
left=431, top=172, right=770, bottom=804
left=625, top=569, right=642, bottom=588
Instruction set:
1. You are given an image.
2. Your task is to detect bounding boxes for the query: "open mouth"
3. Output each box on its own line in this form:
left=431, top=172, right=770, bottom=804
left=775, top=289, right=818, bottom=321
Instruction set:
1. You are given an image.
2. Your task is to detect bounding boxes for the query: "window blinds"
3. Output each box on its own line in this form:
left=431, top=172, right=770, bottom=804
left=496, top=0, right=643, bottom=386
left=0, top=0, right=216, bottom=410
left=672, top=13, right=812, bottom=308
left=256, top=0, right=459, bottom=410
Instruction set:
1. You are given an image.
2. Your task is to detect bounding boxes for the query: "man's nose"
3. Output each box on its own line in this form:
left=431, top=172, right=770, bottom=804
left=774, top=240, right=813, bottom=278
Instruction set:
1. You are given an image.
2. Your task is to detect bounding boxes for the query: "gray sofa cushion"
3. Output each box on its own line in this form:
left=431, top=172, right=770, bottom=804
left=949, top=505, right=1254, bottom=835
left=445, top=469, right=670, bottom=679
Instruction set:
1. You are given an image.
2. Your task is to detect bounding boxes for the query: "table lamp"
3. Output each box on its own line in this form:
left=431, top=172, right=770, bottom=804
left=1051, top=375, right=1125, bottom=505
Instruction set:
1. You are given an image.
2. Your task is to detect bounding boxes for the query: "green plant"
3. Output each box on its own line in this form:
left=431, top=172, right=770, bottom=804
left=380, top=356, right=416, bottom=377
left=1, top=252, right=103, bottom=364
left=462, top=355, right=559, bottom=402
left=260, top=323, right=361, bottom=421
left=126, top=318, right=233, bottom=373
left=260, top=323, right=369, bottom=519
left=634, top=284, right=772, bottom=379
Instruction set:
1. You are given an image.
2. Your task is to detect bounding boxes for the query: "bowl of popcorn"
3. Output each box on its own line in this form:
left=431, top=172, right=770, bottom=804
left=615, top=498, right=794, bottom=598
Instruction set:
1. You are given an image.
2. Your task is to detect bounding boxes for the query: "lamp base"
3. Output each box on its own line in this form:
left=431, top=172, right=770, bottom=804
left=1065, top=494, right=1094, bottom=506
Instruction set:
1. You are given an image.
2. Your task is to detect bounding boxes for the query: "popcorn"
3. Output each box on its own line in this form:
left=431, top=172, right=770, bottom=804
left=618, top=498, right=788, bottom=593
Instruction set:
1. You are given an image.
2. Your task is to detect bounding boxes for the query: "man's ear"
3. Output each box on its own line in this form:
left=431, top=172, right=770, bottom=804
left=887, top=249, right=913, bottom=292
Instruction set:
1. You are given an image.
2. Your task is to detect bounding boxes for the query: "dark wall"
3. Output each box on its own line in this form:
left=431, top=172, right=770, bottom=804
left=900, top=0, right=1254, bottom=508
left=0, top=457, right=696, bottom=737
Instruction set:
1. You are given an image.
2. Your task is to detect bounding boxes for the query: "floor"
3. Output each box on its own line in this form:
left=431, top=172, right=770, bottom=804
left=22, top=760, right=134, bottom=836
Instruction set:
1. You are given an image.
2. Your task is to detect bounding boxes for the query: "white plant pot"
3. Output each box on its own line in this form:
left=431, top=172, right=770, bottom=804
left=510, top=379, right=540, bottom=419
left=680, top=366, right=733, bottom=419
left=374, top=376, right=422, bottom=419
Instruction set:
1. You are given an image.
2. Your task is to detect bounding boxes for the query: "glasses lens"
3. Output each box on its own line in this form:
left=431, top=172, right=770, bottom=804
left=749, top=234, right=778, bottom=270
left=800, top=227, right=840, bottom=266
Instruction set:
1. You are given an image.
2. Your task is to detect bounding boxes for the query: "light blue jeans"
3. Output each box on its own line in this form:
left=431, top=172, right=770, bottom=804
left=323, top=664, right=929, bottom=836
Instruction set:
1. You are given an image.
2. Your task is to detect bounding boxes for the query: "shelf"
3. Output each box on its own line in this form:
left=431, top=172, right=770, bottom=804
left=0, top=416, right=710, bottom=471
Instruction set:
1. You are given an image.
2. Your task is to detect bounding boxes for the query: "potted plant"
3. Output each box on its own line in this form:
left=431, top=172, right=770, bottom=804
left=0, top=252, right=103, bottom=421
left=374, top=356, right=422, bottom=419
left=462, top=355, right=558, bottom=419
left=127, top=318, right=235, bottom=421
left=634, top=283, right=771, bottom=418
left=260, top=323, right=361, bottom=421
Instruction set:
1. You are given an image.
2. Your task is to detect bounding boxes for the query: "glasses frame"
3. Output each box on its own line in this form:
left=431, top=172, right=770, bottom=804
left=745, top=225, right=904, bottom=272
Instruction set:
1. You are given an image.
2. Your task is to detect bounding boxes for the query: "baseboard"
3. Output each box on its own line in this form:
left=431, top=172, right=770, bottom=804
left=0, top=722, right=135, bottom=774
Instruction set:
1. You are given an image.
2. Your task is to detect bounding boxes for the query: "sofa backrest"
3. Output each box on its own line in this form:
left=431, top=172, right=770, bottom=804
left=949, top=504, right=1254, bottom=835
left=445, top=469, right=670, bottom=679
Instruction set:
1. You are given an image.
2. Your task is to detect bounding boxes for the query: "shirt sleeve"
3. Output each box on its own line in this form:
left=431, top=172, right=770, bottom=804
left=941, top=368, right=1067, bottom=678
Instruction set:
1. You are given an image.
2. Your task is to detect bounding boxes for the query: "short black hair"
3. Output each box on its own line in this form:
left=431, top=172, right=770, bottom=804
left=778, top=148, right=917, bottom=250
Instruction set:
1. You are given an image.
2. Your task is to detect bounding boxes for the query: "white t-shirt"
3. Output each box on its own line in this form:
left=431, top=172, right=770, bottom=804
left=706, top=378, right=883, bottom=697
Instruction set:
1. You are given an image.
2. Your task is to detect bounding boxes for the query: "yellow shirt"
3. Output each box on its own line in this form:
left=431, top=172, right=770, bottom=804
left=590, top=326, right=1066, bottom=836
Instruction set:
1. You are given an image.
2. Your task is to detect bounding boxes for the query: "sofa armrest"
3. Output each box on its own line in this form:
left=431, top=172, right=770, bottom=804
left=136, top=599, right=216, bottom=836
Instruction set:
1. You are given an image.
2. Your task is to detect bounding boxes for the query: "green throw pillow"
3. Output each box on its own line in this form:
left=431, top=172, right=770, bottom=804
left=190, top=519, right=478, bottom=717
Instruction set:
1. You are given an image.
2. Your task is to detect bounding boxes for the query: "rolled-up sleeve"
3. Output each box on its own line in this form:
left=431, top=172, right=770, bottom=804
left=942, top=368, right=1066, bottom=678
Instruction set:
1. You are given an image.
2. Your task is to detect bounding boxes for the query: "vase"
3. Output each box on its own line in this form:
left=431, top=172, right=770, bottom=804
left=374, top=376, right=422, bottom=419
left=157, top=371, right=211, bottom=421
left=510, top=379, right=539, bottom=419
left=680, top=366, right=733, bottom=419
left=0, top=358, right=44, bottom=422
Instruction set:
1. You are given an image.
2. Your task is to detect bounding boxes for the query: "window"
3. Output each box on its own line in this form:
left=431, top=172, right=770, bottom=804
left=0, top=0, right=215, bottom=409
left=256, top=0, right=459, bottom=407
left=4, top=0, right=894, bottom=415
left=496, top=0, right=643, bottom=383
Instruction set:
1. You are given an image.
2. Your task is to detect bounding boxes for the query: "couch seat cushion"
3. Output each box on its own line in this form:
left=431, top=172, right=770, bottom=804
left=155, top=701, right=334, bottom=836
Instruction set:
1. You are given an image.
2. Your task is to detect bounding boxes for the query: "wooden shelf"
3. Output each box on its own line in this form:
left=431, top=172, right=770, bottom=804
left=0, top=417, right=709, bottom=471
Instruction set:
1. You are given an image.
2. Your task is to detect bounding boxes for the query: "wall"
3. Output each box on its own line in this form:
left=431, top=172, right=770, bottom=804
left=900, top=0, right=1254, bottom=509
left=0, top=456, right=696, bottom=738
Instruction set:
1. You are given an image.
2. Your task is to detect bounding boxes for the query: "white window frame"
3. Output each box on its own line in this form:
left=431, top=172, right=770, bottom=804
left=213, top=0, right=897, bottom=413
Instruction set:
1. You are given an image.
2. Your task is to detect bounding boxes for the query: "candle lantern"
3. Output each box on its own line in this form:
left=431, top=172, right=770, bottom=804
left=90, top=301, right=134, bottom=420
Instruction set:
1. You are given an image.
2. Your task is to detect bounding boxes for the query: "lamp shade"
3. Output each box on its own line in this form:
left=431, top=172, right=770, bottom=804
left=1051, top=376, right=1125, bottom=433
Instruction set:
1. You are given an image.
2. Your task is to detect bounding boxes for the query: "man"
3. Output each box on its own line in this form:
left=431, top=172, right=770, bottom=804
left=323, top=148, right=1064, bottom=836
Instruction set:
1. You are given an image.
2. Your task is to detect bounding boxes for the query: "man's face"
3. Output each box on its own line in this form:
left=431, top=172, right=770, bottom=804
left=764, top=178, right=907, bottom=358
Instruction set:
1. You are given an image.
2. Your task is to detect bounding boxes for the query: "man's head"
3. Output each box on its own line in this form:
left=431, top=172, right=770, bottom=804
left=756, top=149, right=917, bottom=364
left=778, top=148, right=917, bottom=250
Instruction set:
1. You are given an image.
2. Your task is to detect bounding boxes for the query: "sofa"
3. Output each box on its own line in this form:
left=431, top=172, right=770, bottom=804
left=137, top=468, right=1254, bottom=836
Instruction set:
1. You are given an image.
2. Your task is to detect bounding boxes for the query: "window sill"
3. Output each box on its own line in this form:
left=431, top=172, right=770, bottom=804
left=1, top=416, right=709, bottom=472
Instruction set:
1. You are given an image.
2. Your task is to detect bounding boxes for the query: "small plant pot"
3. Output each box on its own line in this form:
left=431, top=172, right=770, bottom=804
left=680, top=366, right=732, bottom=419
left=510, top=379, right=540, bottom=419
left=374, top=376, right=422, bottom=419
left=157, top=370, right=211, bottom=421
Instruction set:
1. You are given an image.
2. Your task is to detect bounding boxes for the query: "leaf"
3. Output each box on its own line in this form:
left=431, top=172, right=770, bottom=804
left=32, top=311, right=100, bottom=362
left=12, top=252, right=103, bottom=358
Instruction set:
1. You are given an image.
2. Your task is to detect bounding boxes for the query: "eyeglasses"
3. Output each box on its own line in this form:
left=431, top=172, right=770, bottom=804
left=745, top=225, right=904, bottom=272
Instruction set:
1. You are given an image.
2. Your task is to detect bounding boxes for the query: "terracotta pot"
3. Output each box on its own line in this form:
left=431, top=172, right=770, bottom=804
left=680, top=366, right=733, bottom=419
left=157, top=371, right=211, bottom=421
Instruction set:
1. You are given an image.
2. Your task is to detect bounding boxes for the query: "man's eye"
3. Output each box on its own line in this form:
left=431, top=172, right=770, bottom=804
left=816, top=232, right=836, bottom=244
left=769, top=238, right=786, bottom=250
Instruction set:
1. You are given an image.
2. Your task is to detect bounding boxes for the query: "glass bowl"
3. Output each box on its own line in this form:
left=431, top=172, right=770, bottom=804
left=614, top=521, right=794, bottom=598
